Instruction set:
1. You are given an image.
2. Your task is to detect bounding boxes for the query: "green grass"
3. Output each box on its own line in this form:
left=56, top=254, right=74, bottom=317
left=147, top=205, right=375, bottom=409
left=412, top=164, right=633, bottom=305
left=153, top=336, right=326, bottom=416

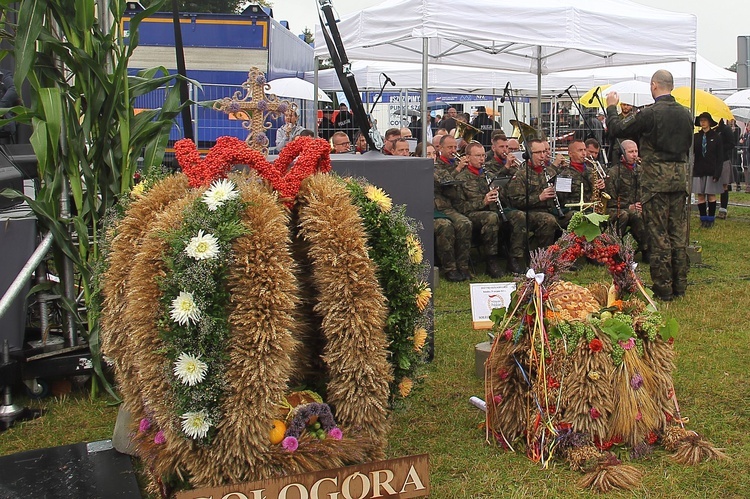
left=2, top=193, right=750, bottom=498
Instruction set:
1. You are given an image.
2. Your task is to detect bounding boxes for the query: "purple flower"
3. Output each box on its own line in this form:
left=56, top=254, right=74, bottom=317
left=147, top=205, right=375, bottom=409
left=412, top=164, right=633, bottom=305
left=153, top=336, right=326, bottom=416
left=139, top=418, right=151, bottom=433
left=256, top=99, right=268, bottom=111
left=154, top=430, right=166, bottom=445
left=328, top=428, right=343, bottom=440
left=277, top=102, right=289, bottom=114
left=282, top=436, right=299, bottom=452
left=255, top=74, right=267, bottom=85
left=254, top=132, right=268, bottom=145
left=630, top=373, right=644, bottom=390
left=226, top=101, right=241, bottom=114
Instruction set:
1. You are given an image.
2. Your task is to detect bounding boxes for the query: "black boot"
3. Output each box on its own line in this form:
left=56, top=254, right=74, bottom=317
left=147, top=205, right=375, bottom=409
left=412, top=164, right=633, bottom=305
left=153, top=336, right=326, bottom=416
left=444, top=269, right=466, bottom=282
left=506, top=256, right=525, bottom=275
left=486, top=258, right=504, bottom=278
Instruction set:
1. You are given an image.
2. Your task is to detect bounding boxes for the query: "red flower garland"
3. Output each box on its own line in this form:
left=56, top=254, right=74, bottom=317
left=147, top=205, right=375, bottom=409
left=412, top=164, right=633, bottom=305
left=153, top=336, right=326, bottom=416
left=174, top=135, right=332, bottom=205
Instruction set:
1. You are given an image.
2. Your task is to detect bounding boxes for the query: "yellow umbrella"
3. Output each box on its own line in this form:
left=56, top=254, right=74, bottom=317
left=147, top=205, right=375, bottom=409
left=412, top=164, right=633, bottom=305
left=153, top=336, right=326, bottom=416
left=671, top=87, right=734, bottom=122
left=579, top=84, right=611, bottom=108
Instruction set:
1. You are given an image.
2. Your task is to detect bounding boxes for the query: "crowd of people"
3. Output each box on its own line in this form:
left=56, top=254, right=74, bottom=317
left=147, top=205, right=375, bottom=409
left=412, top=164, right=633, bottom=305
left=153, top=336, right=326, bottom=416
left=273, top=69, right=745, bottom=301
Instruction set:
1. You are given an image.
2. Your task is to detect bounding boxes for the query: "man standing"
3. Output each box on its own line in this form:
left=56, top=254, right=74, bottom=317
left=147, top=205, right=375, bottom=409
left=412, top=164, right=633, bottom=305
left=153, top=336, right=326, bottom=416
left=441, top=107, right=458, bottom=136
left=334, top=103, right=355, bottom=142
left=454, top=142, right=504, bottom=278
left=606, top=139, right=648, bottom=259
left=505, top=139, right=560, bottom=273
left=471, top=106, right=500, bottom=150
left=606, top=69, right=693, bottom=301
left=319, top=105, right=336, bottom=141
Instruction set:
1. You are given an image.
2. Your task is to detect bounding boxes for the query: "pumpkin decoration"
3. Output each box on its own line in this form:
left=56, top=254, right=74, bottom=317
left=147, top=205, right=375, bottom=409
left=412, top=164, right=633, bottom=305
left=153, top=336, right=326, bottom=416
left=269, top=420, right=287, bottom=445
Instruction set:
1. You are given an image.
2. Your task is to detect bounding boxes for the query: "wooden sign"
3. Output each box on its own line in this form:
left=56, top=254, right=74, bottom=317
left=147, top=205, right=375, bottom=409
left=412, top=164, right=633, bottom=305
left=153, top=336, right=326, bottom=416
left=469, top=282, right=516, bottom=329
left=177, top=454, right=430, bottom=499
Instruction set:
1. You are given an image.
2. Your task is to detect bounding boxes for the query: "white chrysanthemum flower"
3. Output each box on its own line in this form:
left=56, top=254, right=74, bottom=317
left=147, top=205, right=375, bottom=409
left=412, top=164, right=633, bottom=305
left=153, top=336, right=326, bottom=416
left=170, top=291, right=201, bottom=326
left=173, top=352, right=208, bottom=386
left=184, top=230, right=220, bottom=260
left=181, top=410, right=211, bottom=439
left=202, top=179, right=239, bottom=211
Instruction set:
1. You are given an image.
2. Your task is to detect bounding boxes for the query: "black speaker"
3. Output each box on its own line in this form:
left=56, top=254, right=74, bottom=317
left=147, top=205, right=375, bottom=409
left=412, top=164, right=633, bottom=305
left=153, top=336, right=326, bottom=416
left=1, top=144, right=37, bottom=179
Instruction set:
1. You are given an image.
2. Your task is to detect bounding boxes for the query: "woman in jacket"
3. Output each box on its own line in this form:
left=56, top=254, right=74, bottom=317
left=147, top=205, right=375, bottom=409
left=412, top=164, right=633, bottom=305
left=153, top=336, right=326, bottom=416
left=692, top=112, right=724, bottom=228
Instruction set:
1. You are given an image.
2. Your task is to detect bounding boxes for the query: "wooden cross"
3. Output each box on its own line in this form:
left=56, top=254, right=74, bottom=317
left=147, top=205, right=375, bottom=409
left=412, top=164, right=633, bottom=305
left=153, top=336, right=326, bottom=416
left=564, top=188, right=597, bottom=212
left=213, top=67, right=292, bottom=156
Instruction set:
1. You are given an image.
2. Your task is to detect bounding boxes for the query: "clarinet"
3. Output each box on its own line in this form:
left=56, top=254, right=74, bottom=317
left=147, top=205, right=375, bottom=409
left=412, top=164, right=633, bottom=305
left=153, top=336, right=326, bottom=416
left=544, top=167, right=565, bottom=218
left=485, top=172, right=508, bottom=222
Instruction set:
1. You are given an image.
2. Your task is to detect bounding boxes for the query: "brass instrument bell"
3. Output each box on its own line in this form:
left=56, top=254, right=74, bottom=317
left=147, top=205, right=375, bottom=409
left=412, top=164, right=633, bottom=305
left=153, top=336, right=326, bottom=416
left=510, top=119, right=547, bottom=141
left=453, top=120, right=481, bottom=143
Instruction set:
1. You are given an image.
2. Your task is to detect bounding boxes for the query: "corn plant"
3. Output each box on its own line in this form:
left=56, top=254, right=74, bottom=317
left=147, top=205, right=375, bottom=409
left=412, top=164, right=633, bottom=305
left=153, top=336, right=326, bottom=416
left=0, top=0, right=191, bottom=398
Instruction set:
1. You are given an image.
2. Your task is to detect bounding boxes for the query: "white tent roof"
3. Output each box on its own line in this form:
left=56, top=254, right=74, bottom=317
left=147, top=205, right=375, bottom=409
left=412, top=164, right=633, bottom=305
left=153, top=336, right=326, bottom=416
left=308, top=61, right=541, bottom=93
left=309, top=56, right=734, bottom=94
left=314, top=0, right=697, bottom=73
left=550, top=55, right=735, bottom=92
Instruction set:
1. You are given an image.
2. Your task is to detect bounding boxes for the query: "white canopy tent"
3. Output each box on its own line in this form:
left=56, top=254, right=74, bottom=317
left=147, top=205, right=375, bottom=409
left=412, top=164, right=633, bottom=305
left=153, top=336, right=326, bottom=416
left=308, top=61, right=541, bottom=94
left=313, top=0, right=698, bottom=147
left=308, top=56, right=732, bottom=94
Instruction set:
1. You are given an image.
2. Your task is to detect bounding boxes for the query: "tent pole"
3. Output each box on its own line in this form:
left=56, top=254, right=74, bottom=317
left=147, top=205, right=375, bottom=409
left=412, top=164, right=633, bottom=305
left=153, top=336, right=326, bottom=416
left=687, top=60, right=697, bottom=242
left=314, top=59, right=320, bottom=135
left=537, top=45, right=542, bottom=132
left=421, top=37, right=429, bottom=156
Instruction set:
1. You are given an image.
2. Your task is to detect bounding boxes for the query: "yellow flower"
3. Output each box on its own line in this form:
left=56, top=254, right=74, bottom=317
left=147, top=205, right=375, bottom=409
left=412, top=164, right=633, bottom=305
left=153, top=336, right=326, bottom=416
left=365, top=185, right=392, bottom=212
left=131, top=182, right=145, bottom=198
left=406, top=234, right=423, bottom=264
left=398, top=377, right=413, bottom=398
left=415, top=283, right=432, bottom=311
left=413, top=327, right=427, bottom=352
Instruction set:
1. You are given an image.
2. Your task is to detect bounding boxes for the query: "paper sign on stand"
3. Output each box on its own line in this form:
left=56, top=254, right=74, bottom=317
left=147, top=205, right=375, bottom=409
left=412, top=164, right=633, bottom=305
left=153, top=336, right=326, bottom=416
left=469, top=282, right=516, bottom=329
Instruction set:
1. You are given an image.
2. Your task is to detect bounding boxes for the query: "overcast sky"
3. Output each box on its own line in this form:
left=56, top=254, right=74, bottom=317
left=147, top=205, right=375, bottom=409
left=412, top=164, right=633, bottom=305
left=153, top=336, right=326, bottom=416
left=272, top=0, right=749, bottom=69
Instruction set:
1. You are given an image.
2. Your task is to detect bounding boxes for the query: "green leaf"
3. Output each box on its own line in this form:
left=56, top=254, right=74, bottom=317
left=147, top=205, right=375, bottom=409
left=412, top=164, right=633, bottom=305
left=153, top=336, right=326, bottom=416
left=584, top=212, right=609, bottom=226
left=489, top=307, right=506, bottom=326
left=573, top=218, right=602, bottom=242
left=14, top=0, right=47, bottom=89
left=599, top=317, right=634, bottom=341
left=659, top=317, right=678, bottom=341
left=397, top=354, right=411, bottom=370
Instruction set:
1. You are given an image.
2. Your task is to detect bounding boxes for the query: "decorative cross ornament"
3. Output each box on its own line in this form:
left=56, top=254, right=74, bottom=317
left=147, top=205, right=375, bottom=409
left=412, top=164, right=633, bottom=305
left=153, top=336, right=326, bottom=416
left=213, top=67, right=293, bottom=156
left=565, top=188, right=597, bottom=212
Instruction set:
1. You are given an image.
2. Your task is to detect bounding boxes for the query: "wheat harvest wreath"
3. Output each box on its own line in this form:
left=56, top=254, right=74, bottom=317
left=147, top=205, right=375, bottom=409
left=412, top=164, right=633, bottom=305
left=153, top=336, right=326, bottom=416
left=99, top=135, right=431, bottom=497
left=484, top=213, right=726, bottom=493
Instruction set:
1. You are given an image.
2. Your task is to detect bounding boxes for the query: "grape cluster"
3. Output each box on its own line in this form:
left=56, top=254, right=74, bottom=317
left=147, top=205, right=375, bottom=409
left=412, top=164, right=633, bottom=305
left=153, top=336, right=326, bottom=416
left=567, top=211, right=586, bottom=232
left=611, top=343, right=625, bottom=366
left=639, top=313, right=663, bottom=341
left=635, top=337, right=644, bottom=356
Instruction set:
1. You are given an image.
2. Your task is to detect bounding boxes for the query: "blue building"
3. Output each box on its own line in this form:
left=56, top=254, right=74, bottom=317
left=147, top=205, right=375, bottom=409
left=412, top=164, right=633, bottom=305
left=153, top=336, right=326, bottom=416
left=123, top=3, right=314, bottom=148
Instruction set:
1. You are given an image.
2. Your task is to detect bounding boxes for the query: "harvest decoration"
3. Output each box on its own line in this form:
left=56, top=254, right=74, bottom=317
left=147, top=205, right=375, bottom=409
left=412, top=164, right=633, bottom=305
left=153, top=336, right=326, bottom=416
left=174, top=135, right=332, bottom=203
left=484, top=216, right=725, bottom=493
left=100, top=130, right=433, bottom=494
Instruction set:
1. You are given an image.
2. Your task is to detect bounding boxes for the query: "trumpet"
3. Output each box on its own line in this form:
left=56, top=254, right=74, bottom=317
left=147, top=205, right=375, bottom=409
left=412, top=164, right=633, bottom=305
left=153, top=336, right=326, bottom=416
left=544, top=169, right=566, bottom=218
left=485, top=173, right=508, bottom=222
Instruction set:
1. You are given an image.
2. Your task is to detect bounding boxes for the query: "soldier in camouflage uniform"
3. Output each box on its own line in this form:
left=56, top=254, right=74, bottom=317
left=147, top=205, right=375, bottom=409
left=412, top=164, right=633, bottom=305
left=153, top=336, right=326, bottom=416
left=606, top=70, right=693, bottom=301
left=454, top=141, right=505, bottom=278
left=484, top=131, right=520, bottom=179
left=434, top=153, right=472, bottom=281
left=556, top=139, right=606, bottom=227
left=506, top=139, right=561, bottom=271
left=606, top=139, right=648, bottom=257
